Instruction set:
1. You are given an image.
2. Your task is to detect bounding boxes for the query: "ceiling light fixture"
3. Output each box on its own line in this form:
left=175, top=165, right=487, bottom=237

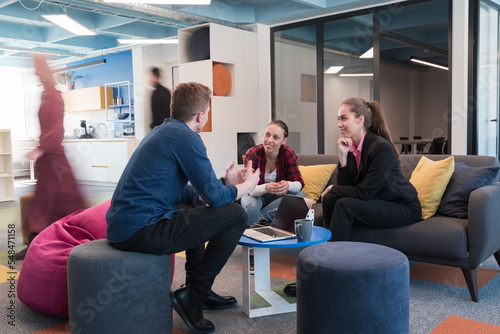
left=52, top=59, right=107, bottom=73
left=117, top=39, right=178, bottom=44
left=324, top=66, right=344, bottom=74
left=42, top=15, right=96, bottom=36
left=103, top=0, right=212, bottom=4
left=0, top=45, right=85, bottom=57
left=410, top=56, right=448, bottom=70
left=339, top=73, right=373, bottom=77
left=359, top=47, right=373, bottom=59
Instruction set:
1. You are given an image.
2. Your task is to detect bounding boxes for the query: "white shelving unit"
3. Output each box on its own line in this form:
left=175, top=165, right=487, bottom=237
left=178, top=23, right=259, bottom=174
left=105, top=81, right=134, bottom=123
left=0, top=129, right=15, bottom=202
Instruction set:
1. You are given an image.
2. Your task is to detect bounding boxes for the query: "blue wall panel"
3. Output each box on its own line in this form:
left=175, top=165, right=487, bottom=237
left=68, top=50, right=133, bottom=89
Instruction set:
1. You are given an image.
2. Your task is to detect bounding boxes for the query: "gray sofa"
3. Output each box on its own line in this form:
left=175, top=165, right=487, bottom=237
left=297, top=153, right=500, bottom=302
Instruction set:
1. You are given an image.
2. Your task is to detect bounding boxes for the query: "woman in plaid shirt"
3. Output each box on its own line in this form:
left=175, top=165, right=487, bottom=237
left=242, top=120, right=305, bottom=226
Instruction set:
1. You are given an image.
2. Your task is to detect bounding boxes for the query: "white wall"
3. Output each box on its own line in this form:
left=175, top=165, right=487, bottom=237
left=274, top=42, right=318, bottom=154
left=380, top=63, right=416, bottom=141
left=0, top=66, right=32, bottom=140
left=380, top=63, right=448, bottom=147
left=132, top=44, right=179, bottom=140
left=324, top=75, right=372, bottom=154
left=256, top=24, right=272, bottom=133
left=451, top=0, right=469, bottom=154
left=420, top=69, right=449, bottom=140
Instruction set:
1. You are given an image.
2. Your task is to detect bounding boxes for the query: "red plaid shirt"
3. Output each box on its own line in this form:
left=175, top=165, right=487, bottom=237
left=245, top=144, right=304, bottom=187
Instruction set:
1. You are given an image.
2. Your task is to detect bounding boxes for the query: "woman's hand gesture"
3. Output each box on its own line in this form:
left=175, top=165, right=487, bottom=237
left=337, top=137, right=352, bottom=167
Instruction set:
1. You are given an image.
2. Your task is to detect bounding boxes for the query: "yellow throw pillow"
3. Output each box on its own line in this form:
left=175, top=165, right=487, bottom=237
left=409, top=156, right=455, bottom=219
left=298, top=164, right=337, bottom=204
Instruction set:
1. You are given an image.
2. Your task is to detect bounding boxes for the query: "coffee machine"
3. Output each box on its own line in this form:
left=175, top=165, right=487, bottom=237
left=78, top=120, right=93, bottom=139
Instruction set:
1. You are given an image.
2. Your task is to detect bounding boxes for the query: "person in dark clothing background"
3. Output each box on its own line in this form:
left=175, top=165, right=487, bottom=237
left=149, top=66, right=172, bottom=129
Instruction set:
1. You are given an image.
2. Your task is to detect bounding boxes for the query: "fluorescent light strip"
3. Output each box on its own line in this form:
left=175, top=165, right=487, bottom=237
left=42, top=15, right=96, bottom=36
left=339, top=73, right=373, bottom=77
left=359, top=47, right=373, bottom=59
left=324, top=66, right=344, bottom=74
left=0, top=45, right=85, bottom=57
left=410, top=57, right=448, bottom=70
left=52, top=59, right=107, bottom=73
left=117, top=39, right=178, bottom=44
left=103, top=0, right=211, bottom=4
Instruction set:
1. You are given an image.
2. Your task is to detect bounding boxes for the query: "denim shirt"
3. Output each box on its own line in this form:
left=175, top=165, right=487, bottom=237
left=106, top=117, right=237, bottom=243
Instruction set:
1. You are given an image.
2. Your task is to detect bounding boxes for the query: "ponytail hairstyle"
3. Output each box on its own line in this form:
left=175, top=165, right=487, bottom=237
left=341, top=97, right=399, bottom=157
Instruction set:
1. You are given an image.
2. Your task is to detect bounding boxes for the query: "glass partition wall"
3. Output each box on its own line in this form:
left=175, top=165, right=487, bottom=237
left=323, top=15, right=374, bottom=155
left=477, top=1, right=500, bottom=158
left=272, top=16, right=374, bottom=155
left=274, top=25, right=318, bottom=154
left=272, top=0, right=450, bottom=155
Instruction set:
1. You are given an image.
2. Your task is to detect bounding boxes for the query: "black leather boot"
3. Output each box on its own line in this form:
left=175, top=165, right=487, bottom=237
left=283, top=282, right=297, bottom=297
left=171, top=285, right=214, bottom=333
left=185, top=275, right=237, bottom=310
left=203, top=290, right=237, bottom=310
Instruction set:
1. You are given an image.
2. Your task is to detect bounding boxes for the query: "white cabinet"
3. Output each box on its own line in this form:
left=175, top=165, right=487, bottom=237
left=0, top=130, right=14, bottom=202
left=63, top=140, right=129, bottom=183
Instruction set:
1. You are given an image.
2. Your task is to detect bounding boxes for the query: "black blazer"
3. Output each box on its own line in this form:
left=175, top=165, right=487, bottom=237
left=331, top=131, right=419, bottom=204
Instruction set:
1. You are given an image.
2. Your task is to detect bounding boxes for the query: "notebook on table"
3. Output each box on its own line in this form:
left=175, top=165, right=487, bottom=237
left=243, top=194, right=314, bottom=242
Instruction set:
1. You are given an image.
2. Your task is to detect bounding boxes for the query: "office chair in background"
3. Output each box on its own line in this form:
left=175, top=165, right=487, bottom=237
left=413, top=136, right=427, bottom=154
left=428, top=137, right=446, bottom=154
left=399, top=137, right=412, bottom=154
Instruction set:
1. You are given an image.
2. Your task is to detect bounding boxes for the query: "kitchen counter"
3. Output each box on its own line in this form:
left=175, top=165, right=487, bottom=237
left=62, top=138, right=138, bottom=184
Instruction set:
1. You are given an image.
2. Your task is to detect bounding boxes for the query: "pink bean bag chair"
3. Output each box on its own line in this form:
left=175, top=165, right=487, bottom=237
left=17, top=200, right=175, bottom=318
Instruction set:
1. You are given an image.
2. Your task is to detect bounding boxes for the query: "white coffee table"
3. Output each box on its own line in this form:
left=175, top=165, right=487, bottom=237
left=238, top=226, right=331, bottom=318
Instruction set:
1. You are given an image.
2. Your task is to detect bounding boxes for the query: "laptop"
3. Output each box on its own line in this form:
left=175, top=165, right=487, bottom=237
left=243, top=194, right=314, bottom=242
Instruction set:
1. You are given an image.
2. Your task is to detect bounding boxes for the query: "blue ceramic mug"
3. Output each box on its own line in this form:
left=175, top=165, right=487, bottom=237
left=295, top=219, right=312, bottom=242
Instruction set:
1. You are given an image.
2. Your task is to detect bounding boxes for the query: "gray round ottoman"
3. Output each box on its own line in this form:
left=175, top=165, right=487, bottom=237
left=67, top=239, right=173, bottom=334
left=297, top=241, right=409, bottom=334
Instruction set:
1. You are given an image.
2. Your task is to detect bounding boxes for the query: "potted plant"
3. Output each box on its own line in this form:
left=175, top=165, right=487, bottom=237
left=59, top=71, right=83, bottom=90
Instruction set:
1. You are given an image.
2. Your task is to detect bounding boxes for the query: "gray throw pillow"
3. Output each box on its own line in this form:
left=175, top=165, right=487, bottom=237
left=437, top=160, right=500, bottom=218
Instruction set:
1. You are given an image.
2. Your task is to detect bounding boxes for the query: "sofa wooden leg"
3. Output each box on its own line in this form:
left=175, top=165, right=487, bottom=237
left=461, top=268, right=479, bottom=302
left=494, top=250, right=500, bottom=267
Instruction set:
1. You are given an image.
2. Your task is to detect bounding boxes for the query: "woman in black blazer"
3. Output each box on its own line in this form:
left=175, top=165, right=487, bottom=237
left=321, top=97, right=421, bottom=241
